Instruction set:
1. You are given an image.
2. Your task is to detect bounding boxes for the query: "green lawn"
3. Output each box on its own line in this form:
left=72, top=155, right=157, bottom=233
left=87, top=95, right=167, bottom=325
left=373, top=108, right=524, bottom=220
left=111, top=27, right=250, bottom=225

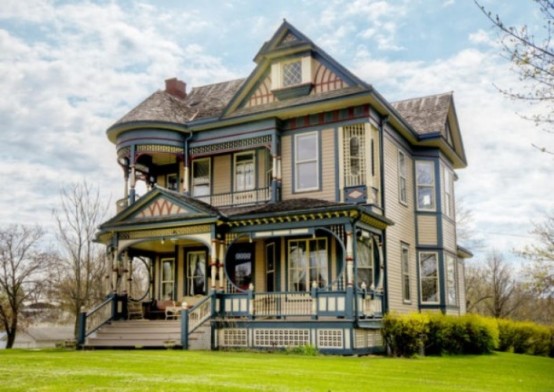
left=0, top=350, right=552, bottom=391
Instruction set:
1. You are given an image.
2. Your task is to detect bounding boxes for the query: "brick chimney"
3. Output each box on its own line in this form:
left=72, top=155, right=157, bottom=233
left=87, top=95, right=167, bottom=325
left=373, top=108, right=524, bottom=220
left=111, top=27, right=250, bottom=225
left=165, top=77, right=187, bottom=99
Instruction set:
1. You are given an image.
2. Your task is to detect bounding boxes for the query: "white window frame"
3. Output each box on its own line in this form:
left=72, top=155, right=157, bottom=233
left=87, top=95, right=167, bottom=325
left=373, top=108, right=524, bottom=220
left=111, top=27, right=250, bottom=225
left=192, top=158, right=210, bottom=198
left=416, top=160, right=436, bottom=211
left=288, top=238, right=328, bottom=292
left=419, top=251, right=439, bottom=304
left=160, top=258, right=175, bottom=300
left=443, top=167, right=454, bottom=218
left=401, top=243, right=411, bottom=303
left=398, top=150, right=407, bottom=205
left=187, top=251, right=206, bottom=296
left=343, top=123, right=367, bottom=187
left=445, top=254, right=458, bottom=306
left=234, top=151, right=256, bottom=192
left=294, top=132, right=319, bottom=192
left=282, top=59, right=302, bottom=87
left=356, top=237, right=374, bottom=289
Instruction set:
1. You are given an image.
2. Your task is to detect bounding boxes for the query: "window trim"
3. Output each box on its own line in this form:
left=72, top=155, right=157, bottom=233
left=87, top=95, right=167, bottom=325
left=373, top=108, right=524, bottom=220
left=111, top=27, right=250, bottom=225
left=445, top=253, right=458, bottom=306
left=443, top=167, right=454, bottom=218
left=356, top=237, right=374, bottom=289
left=419, top=251, right=440, bottom=304
left=287, top=237, right=328, bottom=292
left=191, top=158, right=211, bottom=198
left=294, top=131, right=320, bottom=192
left=186, top=250, right=207, bottom=296
left=401, top=243, right=411, bottom=304
left=282, top=59, right=302, bottom=87
left=234, top=151, right=256, bottom=192
left=159, top=257, right=175, bottom=300
left=398, top=150, right=408, bottom=205
left=415, top=160, right=436, bottom=211
left=166, top=173, right=178, bottom=191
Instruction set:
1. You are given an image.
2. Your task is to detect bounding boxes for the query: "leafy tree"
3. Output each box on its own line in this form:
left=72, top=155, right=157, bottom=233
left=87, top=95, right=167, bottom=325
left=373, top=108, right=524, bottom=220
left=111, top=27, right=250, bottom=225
left=53, top=181, right=109, bottom=336
left=0, top=225, right=53, bottom=348
left=475, top=0, right=554, bottom=154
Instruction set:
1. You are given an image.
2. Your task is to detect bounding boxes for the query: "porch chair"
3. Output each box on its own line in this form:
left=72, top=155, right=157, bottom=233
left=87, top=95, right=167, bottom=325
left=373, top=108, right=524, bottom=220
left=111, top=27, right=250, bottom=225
left=127, top=300, right=144, bottom=320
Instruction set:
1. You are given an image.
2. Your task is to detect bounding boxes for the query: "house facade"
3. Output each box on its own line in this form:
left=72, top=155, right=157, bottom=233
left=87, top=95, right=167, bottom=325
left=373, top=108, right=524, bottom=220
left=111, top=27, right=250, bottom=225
left=84, top=21, right=470, bottom=354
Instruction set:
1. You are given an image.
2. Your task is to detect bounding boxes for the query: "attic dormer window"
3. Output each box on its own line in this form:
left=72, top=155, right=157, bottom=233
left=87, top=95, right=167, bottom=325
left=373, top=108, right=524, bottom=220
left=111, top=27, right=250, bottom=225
left=283, top=60, right=302, bottom=87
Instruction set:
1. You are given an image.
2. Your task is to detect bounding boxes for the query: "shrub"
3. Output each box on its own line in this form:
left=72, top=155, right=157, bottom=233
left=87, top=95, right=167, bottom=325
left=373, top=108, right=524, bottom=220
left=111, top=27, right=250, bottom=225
left=426, top=314, right=497, bottom=355
left=284, top=344, right=319, bottom=356
left=382, top=313, right=429, bottom=357
left=498, top=319, right=552, bottom=356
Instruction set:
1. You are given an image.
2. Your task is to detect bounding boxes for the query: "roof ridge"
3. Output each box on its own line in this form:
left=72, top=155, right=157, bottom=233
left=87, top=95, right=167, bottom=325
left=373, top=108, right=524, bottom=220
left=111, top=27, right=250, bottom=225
left=391, top=91, right=453, bottom=105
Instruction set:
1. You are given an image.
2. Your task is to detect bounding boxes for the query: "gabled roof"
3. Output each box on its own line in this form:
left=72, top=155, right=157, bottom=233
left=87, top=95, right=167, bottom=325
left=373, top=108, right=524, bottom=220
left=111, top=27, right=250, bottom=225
left=99, top=186, right=221, bottom=232
left=392, top=92, right=468, bottom=167
left=392, top=92, right=452, bottom=136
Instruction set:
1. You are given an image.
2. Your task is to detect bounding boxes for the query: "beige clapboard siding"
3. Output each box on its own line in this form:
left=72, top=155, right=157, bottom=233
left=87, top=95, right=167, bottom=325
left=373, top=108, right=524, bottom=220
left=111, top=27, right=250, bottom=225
left=255, top=240, right=266, bottom=292
left=281, top=128, right=336, bottom=201
left=417, top=215, right=438, bottom=245
left=213, top=155, right=231, bottom=195
left=383, top=134, right=417, bottom=314
left=442, top=217, right=456, bottom=252
left=257, top=149, right=267, bottom=188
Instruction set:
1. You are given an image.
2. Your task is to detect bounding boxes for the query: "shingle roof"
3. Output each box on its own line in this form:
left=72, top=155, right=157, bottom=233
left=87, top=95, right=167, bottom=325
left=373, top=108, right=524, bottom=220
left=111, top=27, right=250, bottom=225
left=224, top=198, right=347, bottom=218
left=391, top=92, right=452, bottom=135
left=113, top=79, right=245, bottom=127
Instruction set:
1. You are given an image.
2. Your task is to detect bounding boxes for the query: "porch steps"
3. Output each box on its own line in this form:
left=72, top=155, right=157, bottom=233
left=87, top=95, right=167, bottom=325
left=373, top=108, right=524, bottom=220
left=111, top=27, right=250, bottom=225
left=84, top=320, right=211, bottom=349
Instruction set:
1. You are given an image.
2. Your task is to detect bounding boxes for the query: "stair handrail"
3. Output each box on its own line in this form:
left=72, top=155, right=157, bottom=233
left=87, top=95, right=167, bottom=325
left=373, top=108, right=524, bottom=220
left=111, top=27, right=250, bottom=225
left=77, top=293, right=116, bottom=346
left=181, top=294, right=213, bottom=349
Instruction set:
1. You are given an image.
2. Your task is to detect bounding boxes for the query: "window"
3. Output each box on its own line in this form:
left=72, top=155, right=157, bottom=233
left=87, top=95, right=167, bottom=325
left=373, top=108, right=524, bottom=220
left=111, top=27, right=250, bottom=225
left=416, top=161, right=435, bottom=210
left=187, top=251, right=206, bottom=296
left=294, top=132, right=319, bottom=191
left=343, top=124, right=367, bottom=187
left=192, top=159, right=210, bottom=198
left=445, top=254, right=458, bottom=306
left=226, top=244, right=254, bottom=292
left=166, top=173, right=178, bottom=191
left=235, top=152, right=255, bottom=191
left=419, top=252, right=439, bottom=303
left=288, top=238, right=328, bottom=291
left=398, top=151, right=407, bottom=204
left=356, top=238, right=373, bottom=288
left=160, top=258, right=175, bottom=300
left=282, top=60, right=302, bottom=87
left=444, top=168, right=454, bottom=218
left=401, top=244, right=411, bottom=302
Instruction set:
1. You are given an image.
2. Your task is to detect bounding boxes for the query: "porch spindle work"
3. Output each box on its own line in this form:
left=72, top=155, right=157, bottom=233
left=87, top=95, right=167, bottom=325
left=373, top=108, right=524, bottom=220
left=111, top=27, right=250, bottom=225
left=210, top=240, right=217, bottom=290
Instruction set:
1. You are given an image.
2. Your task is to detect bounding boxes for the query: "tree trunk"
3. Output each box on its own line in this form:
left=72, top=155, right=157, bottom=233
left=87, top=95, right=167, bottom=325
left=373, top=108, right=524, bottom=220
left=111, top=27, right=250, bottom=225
left=5, top=318, right=17, bottom=349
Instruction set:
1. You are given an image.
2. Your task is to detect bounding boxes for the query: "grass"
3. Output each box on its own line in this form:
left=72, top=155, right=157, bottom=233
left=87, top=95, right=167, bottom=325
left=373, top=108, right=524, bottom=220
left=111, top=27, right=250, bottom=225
left=0, top=349, right=552, bottom=391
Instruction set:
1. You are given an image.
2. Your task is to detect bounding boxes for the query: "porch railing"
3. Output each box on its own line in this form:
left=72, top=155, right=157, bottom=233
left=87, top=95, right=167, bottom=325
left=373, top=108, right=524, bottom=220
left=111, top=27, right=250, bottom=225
left=181, top=294, right=214, bottom=349
left=217, top=289, right=384, bottom=320
left=77, top=293, right=116, bottom=346
left=198, top=187, right=271, bottom=208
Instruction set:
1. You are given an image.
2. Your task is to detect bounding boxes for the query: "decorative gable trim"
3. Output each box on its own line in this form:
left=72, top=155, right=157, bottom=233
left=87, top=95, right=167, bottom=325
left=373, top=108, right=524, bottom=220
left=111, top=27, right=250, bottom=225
left=134, top=196, right=187, bottom=218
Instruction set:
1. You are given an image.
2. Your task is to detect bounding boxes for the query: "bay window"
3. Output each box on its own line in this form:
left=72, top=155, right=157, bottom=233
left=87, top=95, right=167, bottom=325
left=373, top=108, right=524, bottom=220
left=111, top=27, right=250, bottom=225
left=416, top=161, right=435, bottom=210
left=445, top=254, right=458, bottom=306
left=398, top=151, right=407, bottom=204
left=444, top=168, right=454, bottom=218
left=419, top=252, right=439, bottom=303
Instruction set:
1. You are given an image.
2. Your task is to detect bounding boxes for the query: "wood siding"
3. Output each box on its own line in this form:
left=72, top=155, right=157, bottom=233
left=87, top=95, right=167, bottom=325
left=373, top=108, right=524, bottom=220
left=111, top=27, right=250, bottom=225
left=383, top=134, right=417, bottom=314
left=417, top=215, right=438, bottom=245
left=213, top=155, right=231, bottom=194
left=442, top=217, right=456, bottom=252
left=457, top=260, right=466, bottom=314
left=281, top=128, right=336, bottom=201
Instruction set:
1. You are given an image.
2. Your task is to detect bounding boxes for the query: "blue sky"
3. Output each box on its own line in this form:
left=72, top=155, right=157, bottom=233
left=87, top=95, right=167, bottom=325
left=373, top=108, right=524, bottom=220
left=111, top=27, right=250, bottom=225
left=0, top=0, right=551, bottom=264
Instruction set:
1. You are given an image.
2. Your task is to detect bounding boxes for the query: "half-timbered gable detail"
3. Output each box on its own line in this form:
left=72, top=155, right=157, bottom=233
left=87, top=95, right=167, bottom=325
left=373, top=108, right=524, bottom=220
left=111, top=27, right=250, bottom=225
left=85, top=21, right=471, bottom=355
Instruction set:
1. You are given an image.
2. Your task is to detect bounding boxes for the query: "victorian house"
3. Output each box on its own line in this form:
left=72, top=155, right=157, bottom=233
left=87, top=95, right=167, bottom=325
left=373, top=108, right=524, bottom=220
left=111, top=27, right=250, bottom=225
left=80, top=21, right=470, bottom=354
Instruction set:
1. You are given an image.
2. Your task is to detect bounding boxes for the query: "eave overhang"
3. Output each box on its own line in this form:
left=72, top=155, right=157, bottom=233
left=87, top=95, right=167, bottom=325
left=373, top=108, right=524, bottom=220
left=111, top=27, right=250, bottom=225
left=106, top=120, right=190, bottom=144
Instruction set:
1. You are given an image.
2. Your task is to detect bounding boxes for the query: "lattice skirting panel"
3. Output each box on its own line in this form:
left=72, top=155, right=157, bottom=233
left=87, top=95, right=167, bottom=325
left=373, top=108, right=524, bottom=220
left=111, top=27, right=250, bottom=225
left=353, top=329, right=383, bottom=349
left=217, top=327, right=358, bottom=352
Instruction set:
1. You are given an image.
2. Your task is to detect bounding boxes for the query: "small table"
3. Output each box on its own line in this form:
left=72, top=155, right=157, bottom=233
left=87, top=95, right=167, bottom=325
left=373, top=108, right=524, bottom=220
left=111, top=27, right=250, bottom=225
left=165, top=306, right=183, bottom=320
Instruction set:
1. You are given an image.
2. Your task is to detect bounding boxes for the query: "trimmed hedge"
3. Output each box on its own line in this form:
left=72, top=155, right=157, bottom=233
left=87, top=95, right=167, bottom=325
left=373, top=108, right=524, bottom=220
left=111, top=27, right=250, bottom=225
left=383, top=313, right=553, bottom=358
left=497, top=319, right=553, bottom=357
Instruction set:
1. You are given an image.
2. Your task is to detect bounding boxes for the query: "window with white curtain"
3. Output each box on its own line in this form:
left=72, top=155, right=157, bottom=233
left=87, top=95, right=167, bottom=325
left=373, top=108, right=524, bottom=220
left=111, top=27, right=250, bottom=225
left=187, top=251, right=206, bottom=296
